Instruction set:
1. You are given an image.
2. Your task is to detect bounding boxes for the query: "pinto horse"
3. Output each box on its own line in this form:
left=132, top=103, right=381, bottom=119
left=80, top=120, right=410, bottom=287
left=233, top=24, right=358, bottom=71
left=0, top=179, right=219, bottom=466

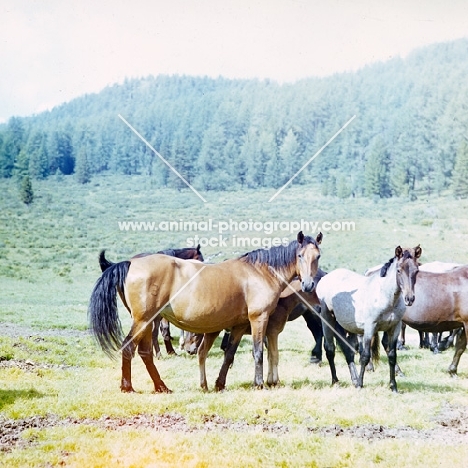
left=98, top=245, right=204, bottom=358
left=88, top=232, right=322, bottom=392
left=316, top=246, right=421, bottom=392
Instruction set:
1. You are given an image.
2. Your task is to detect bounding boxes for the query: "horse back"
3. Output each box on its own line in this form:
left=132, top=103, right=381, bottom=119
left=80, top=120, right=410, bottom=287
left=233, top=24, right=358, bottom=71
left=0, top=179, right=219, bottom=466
left=403, top=268, right=468, bottom=330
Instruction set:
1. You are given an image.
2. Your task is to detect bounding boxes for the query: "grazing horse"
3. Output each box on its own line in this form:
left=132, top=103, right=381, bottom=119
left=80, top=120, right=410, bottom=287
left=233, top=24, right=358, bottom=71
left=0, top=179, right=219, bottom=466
left=99, top=246, right=204, bottom=358
left=401, top=264, right=468, bottom=376
left=316, top=246, right=421, bottom=392
left=88, top=232, right=322, bottom=392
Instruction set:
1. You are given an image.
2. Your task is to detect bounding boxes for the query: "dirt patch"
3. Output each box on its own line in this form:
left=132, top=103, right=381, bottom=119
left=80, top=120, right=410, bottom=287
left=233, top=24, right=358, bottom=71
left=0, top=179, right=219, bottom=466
left=307, top=402, right=468, bottom=443
left=0, top=323, right=89, bottom=340
left=0, top=413, right=288, bottom=452
left=1, top=403, right=467, bottom=453
left=0, top=359, right=75, bottom=372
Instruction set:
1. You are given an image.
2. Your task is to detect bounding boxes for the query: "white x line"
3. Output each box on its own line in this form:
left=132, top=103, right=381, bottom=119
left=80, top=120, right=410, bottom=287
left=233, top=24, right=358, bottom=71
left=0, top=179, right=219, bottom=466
left=268, top=115, right=356, bottom=202
left=118, top=114, right=207, bottom=203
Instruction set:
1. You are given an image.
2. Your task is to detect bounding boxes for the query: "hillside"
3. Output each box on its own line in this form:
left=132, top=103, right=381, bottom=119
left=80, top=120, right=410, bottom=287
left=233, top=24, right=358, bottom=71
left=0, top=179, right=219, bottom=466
left=1, top=39, right=468, bottom=198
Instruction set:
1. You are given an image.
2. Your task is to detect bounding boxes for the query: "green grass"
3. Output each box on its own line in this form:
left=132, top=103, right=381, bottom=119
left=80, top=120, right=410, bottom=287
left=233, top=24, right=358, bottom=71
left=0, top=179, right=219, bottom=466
left=1, top=175, right=468, bottom=466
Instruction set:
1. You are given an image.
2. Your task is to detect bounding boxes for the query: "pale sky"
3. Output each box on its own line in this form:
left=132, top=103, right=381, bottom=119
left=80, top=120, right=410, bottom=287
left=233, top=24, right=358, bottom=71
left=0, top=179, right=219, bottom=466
left=1, top=0, right=467, bottom=123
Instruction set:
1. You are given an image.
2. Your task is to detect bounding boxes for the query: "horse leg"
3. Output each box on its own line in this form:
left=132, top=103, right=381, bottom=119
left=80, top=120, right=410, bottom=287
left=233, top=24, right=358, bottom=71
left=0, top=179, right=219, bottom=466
left=335, top=324, right=358, bottom=387
left=381, top=331, right=405, bottom=377
left=303, top=308, right=323, bottom=364
left=160, top=318, right=177, bottom=355
left=198, top=332, right=219, bottom=391
left=215, top=325, right=249, bottom=391
left=357, top=330, right=374, bottom=389
left=152, top=317, right=162, bottom=359
left=179, top=330, right=185, bottom=350
left=385, top=325, right=401, bottom=393
left=121, top=332, right=137, bottom=393
left=220, top=331, right=230, bottom=352
left=249, top=312, right=269, bottom=389
left=398, top=322, right=406, bottom=350
left=448, top=326, right=467, bottom=376
left=430, top=333, right=439, bottom=354
left=138, top=325, right=171, bottom=393
left=320, top=301, right=340, bottom=385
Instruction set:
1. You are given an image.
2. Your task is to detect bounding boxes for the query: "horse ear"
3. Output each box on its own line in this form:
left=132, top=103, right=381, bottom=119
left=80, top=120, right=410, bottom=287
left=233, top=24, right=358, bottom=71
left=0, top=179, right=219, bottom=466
left=315, top=232, right=323, bottom=245
left=414, top=244, right=422, bottom=258
left=196, top=244, right=201, bottom=252
left=297, top=231, right=304, bottom=244
left=395, top=246, right=403, bottom=258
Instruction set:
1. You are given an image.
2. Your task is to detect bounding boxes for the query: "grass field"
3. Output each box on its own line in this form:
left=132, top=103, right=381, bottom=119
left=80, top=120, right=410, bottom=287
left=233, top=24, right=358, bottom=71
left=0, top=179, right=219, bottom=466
left=1, top=175, right=468, bottom=467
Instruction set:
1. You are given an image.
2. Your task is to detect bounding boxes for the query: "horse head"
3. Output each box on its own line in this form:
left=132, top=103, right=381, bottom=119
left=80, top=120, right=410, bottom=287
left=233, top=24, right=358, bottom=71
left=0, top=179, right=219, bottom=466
left=395, top=245, right=421, bottom=306
left=194, top=244, right=204, bottom=262
left=296, top=231, right=323, bottom=293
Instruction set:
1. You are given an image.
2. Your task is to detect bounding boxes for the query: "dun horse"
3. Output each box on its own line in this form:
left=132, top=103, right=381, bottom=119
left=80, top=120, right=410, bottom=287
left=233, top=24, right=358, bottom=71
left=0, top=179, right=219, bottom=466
left=88, top=232, right=322, bottom=392
left=316, top=246, right=421, bottom=392
left=98, top=246, right=204, bottom=357
left=196, top=269, right=327, bottom=391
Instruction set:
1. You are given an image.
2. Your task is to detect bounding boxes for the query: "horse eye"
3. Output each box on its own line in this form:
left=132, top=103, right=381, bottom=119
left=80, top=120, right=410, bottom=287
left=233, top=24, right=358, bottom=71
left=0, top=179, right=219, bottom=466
left=298, top=253, right=303, bottom=259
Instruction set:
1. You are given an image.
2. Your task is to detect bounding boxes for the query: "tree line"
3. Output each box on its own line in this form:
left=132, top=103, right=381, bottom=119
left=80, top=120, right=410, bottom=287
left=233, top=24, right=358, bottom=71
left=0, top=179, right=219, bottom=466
left=1, top=38, right=468, bottom=201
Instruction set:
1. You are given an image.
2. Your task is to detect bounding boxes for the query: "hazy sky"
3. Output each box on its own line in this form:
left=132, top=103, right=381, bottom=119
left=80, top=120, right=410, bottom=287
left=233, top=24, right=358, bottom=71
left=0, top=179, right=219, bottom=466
left=1, top=0, right=467, bottom=123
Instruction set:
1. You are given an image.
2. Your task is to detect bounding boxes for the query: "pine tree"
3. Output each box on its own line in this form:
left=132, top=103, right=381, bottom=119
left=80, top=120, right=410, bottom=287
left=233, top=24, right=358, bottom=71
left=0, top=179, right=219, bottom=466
left=28, top=132, right=49, bottom=179
left=337, top=174, right=352, bottom=199
left=75, top=147, right=91, bottom=184
left=19, top=175, right=34, bottom=205
left=365, top=139, right=391, bottom=198
left=452, top=140, right=468, bottom=198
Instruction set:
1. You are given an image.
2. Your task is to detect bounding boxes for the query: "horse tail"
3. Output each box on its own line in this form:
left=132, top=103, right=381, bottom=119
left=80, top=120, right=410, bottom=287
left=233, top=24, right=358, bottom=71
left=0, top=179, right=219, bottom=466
left=88, top=260, right=131, bottom=358
left=99, top=249, right=114, bottom=272
left=371, top=332, right=380, bottom=365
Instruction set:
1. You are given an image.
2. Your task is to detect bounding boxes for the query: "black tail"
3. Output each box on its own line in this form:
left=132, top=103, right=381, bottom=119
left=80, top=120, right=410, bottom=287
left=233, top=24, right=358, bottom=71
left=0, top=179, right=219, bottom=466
left=88, top=260, right=131, bottom=358
left=371, top=332, right=381, bottom=365
left=99, top=250, right=115, bottom=272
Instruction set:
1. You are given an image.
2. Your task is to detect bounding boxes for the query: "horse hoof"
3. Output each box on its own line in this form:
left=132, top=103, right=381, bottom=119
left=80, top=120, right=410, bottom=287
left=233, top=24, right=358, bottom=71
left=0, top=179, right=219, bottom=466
left=310, top=358, right=322, bottom=365
left=155, top=385, right=172, bottom=394
left=121, top=386, right=135, bottom=393
left=215, top=383, right=226, bottom=392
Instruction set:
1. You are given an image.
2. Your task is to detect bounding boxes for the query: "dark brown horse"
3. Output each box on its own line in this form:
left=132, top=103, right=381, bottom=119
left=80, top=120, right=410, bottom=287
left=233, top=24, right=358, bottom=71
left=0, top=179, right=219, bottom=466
left=98, top=245, right=204, bottom=358
left=402, top=265, right=468, bottom=376
left=89, top=232, right=322, bottom=392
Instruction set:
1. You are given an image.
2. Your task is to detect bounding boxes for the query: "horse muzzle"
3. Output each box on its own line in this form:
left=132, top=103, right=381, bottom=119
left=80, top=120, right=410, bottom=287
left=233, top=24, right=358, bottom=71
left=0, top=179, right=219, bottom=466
left=404, top=295, right=415, bottom=306
left=301, top=278, right=315, bottom=293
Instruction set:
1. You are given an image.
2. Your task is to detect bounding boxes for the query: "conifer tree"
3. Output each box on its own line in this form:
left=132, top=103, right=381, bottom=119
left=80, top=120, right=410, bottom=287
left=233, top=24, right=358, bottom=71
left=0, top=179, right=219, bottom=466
left=452, top=140, right=468, bottom=198
left=19, top=175, right=34, bottom=205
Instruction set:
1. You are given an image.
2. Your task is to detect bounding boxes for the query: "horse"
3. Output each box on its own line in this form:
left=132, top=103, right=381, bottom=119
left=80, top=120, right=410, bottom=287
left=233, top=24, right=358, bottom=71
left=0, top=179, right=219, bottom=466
left=181, top=270, right=326, bottom=364
left=98, top=245, right=204, bottom=358
left=184, top=269, right=328, bottom=390
left=88, top=231, right=322, bottom=393
left=400, top=264, right=468, bottom=376
left=316, top=245, right=421, bottom=392
left=398, top=261, right=462, bottom=353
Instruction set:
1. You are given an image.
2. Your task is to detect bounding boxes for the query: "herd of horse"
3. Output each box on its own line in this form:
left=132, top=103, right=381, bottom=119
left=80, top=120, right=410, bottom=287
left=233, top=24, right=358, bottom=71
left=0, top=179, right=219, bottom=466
left=88, top=232, right=468, bottom=394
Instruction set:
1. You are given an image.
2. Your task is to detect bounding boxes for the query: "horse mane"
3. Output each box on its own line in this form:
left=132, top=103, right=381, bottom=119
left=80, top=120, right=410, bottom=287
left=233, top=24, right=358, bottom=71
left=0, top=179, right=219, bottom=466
left=157, top=248, right=177, bottom=257
left=380, top=258, right=394, bottom=277
left=380, top=250, right=418, bottom=277
left=239, top=236, right=317, bottom=269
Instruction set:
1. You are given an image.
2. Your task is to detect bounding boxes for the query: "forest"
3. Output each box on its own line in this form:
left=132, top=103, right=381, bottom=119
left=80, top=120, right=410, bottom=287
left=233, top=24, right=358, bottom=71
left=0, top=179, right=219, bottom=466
left=1, top=38, right=468, bottom=199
